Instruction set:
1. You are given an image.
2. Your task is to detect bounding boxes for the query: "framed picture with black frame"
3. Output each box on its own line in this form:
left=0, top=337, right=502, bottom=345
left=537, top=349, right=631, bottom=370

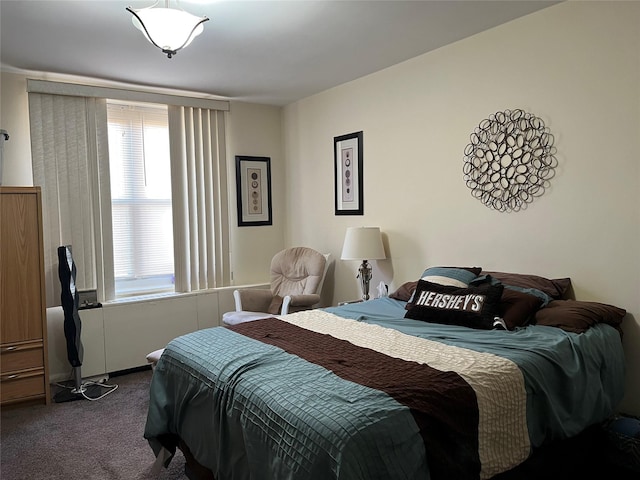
left=235, top=155, right=272, bottom=226
left=334, top=131, right=363, bottom=216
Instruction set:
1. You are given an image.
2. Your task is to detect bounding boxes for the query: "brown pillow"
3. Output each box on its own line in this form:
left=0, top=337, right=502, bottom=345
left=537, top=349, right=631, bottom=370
left=267, top=295, right=284, bottom=315
left=482, top=271, right=572, bottom=299
left=500, top=289, right=543, bottom=330
left=389, top=281, right=418, bottom=302
left=534, top=300, right=626, bottom=333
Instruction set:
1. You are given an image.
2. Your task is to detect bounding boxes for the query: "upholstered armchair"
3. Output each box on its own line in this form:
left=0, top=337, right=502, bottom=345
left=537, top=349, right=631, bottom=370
left=223, top=247, right=330, bottom=325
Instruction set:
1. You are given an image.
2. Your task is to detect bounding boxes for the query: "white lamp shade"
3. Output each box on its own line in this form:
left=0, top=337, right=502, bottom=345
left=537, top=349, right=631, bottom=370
left=130, top=7, right=206, bottom=52
left=341, top=227, right=386, bottom=260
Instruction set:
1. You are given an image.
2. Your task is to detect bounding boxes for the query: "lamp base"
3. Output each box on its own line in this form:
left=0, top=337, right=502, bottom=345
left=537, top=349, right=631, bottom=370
left=358, top=260, right=373, bottom=301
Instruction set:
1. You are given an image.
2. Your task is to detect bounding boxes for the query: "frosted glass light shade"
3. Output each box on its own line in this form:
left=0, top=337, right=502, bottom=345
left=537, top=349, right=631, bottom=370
left=127, top=4, right=208, bottom=58
left=341, top=227, right=386, bottom=261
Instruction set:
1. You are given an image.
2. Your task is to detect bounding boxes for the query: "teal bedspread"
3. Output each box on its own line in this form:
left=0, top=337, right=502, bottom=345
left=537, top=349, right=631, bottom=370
left=145, top=326, right=427, bottom=479
left=144, top=297, right=625, bottom=479
left=325, top=298, right=626, bottom=446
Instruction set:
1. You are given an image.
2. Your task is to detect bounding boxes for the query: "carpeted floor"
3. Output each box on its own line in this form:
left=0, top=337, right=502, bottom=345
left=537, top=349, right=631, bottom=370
left=1, top=368, right=186, bottom=480
left=3, top=368, right=637, bottom=480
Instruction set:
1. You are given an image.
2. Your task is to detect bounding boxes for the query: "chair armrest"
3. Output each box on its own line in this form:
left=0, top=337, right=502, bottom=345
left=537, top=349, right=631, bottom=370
left=288, top=294, right=321, bottom=306
left=282, top=294, right=321, bottom=314
left=234, top=288, right=273, bottom=312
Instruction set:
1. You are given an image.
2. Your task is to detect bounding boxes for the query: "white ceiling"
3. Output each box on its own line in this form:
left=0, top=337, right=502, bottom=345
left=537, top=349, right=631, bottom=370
left=0, top=0, right=559, bottom=106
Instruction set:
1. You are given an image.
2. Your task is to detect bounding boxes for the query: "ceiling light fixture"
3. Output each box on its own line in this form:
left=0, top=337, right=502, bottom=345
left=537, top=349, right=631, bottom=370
left=126, top=1, right=209, bottom=58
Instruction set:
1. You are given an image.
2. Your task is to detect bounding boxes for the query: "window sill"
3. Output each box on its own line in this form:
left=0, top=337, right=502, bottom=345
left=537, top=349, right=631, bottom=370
left=103, top=290, right=192, bottom=306
left=101, top=283, right=269, bottom=307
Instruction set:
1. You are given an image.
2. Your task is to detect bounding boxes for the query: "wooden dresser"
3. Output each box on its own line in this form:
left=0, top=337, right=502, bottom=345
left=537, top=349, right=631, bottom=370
left=0, top=186, right=50, bottom=406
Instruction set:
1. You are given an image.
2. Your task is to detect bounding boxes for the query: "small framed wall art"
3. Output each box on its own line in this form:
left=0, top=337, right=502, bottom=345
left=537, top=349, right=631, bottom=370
left=334, top=131, right=363, bottom=215
left=235, top=155, right=272, bottom=226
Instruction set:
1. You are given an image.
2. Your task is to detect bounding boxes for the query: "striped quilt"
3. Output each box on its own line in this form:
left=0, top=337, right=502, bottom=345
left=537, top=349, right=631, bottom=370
left=145, top=310, right=529, bottom=479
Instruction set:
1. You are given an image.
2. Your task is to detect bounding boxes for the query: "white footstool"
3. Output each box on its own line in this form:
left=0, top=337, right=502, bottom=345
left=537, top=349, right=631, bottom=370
left=146, top=348, right=165, bottom=370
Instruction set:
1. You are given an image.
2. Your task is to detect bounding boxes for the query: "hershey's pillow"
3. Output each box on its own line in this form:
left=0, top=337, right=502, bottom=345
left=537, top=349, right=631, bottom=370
left=389, top=281, right=418, bottom=302
left=481, top=271, right=571, bottom=299
left=405, top=279, right=504, bottom=330
left=534, top=300, right=626, bottom=333
left=405, top=266, right=482, bottom=308
left=499, top=289, right=543, bottom=330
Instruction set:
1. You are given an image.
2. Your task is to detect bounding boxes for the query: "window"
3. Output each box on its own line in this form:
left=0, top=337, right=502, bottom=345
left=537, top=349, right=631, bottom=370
left=28, top=80, right=231, bottom=306
left=106, top=101, right=174, bottom=297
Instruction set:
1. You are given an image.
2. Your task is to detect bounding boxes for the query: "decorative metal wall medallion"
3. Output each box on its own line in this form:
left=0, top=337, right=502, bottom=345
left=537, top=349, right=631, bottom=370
left=463, top=109, right=557, bottom=212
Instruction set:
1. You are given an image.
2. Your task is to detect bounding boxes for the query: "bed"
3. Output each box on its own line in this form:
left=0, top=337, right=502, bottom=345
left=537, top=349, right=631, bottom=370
left=144, top=268, right=627, bottom=480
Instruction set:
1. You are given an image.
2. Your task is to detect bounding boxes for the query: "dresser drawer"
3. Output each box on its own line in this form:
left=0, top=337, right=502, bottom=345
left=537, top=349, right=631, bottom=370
left=0, top=368, right=46, bottom=403
left=0, top=341, right=44, bottom=373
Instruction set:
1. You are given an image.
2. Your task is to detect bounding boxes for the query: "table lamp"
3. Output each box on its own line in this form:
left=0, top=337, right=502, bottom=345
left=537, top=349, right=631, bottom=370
left=341, top=226, right=386, bottom=301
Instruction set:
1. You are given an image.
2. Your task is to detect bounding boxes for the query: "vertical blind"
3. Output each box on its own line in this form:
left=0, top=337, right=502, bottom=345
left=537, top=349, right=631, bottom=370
left=169, top=105, right=230, bottom=292
left=29, top=93, right=108, bottom=307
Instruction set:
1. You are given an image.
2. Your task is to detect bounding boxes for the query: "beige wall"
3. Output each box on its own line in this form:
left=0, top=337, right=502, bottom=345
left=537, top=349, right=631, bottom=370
left=226, top=101, right=286, bottom=284
left=284, top=2, right=640, bottom=415
left=0, top=72, right=33, bottom=185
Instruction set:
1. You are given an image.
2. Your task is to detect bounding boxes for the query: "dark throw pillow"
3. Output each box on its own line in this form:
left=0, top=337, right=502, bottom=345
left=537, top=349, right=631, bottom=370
left=481, top=271, right=572, bottom=299
left=405, top=279, right=504, bottom=330
left=499, top=289, right=544, bottom=330
left=471, top=274, right=553, bottom=307
left=389, top=281, right=418, bottom=302
left=534, top=300, right=626, bottom=333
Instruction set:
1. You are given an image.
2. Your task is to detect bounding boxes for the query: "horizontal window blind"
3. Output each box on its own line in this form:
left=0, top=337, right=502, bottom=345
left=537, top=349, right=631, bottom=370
left=107, top=102, right=174, bottom=295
